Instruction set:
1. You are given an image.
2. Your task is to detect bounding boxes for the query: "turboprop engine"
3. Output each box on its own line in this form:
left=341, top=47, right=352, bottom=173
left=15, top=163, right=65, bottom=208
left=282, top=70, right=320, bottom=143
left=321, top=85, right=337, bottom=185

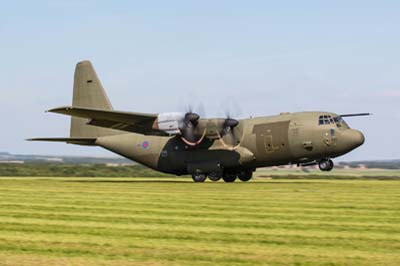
left=152, top=112, right=241, bottom=147
left=152, top=112, right=204, bottom=145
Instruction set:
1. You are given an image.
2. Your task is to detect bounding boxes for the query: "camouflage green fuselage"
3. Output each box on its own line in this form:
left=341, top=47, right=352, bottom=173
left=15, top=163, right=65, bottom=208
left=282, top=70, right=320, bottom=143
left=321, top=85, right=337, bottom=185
left=96, top=111, right=364, bottom=175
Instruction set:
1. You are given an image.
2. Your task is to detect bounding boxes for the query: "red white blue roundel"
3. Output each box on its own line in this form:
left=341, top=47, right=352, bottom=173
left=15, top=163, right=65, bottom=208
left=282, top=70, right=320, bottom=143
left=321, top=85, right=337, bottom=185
left=141, top=141, right=149, bottom=149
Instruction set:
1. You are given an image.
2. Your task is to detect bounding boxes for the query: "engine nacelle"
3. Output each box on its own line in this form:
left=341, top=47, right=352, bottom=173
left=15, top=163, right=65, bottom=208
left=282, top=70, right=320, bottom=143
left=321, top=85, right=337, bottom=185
left=153, top=112, right=185, bottom=135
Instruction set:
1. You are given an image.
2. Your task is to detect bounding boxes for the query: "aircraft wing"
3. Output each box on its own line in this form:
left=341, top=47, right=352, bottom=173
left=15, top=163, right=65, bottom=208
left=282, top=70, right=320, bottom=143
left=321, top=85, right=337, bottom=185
left=48, top=106, right=163, bottom=135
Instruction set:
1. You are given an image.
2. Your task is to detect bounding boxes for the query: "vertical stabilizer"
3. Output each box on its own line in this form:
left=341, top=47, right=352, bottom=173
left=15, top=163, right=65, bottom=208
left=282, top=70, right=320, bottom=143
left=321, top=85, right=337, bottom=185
left=70, top=60, right=118, bottom=138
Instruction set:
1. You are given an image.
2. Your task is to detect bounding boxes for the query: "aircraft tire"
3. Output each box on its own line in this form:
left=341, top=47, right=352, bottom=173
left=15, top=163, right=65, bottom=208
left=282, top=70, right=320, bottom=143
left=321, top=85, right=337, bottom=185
left=238, top=170, right=253, bottom=182
left=319, top=159, right=334, bottom=171
left=208, top=172, right=222, bottom=182
left=192, top=174, right=207, bottom=182
left=326, top=159, right=334, bottom=171
left=222, top=173, right=237, bottom=182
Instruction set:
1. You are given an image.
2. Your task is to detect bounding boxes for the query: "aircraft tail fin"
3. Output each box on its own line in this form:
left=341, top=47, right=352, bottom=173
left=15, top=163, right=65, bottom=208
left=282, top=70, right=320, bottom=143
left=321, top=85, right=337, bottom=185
left=70, top=60, right=118, bottom=138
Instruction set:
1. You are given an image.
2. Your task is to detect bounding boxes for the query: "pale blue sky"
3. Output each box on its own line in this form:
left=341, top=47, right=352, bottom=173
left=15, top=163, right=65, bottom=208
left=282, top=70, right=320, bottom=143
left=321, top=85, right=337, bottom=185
left=0, top=1, right=399, bottom=160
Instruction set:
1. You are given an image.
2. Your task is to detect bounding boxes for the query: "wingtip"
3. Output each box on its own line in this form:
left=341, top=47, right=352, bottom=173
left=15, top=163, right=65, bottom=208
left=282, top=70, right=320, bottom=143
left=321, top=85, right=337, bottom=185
left=47, top=106, right=73, bottom=113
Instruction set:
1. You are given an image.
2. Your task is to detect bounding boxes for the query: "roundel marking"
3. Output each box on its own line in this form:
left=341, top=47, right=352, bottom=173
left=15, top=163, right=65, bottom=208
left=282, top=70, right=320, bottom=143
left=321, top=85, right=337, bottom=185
left=142, top=141, right=150, bottom=149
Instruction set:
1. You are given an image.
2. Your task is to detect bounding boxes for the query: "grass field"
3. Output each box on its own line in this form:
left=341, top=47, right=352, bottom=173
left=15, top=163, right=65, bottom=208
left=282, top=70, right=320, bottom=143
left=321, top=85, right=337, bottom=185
left=0, top=177, right=399, bottom=266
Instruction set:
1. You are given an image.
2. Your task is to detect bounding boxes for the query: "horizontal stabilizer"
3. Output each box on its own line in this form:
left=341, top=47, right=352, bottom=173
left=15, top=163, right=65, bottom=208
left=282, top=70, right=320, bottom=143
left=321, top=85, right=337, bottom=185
left=27, top=137, right=97, bottom=146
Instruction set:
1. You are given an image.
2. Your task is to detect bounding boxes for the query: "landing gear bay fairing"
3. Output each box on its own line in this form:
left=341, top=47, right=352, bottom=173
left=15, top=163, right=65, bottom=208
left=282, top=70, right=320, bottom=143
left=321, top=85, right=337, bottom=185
left=29, top=61, right=368, bottom=182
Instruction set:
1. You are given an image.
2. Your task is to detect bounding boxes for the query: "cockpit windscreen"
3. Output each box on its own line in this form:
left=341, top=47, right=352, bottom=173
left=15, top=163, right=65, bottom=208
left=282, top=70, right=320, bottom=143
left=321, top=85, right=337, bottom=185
left=319, top=115, right=349, bottom=129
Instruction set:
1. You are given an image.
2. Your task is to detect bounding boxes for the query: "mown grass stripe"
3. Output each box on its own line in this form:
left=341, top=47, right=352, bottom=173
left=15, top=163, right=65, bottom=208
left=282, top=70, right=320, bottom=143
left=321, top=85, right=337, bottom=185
left=0, top=178, right=399, bottom=266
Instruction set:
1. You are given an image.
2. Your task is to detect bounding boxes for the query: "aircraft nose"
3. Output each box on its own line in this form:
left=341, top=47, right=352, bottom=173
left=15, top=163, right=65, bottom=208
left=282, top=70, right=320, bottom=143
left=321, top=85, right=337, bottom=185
left=353, top=130, right=365, bottom=147
left=342, top=129, right=365, bottom=150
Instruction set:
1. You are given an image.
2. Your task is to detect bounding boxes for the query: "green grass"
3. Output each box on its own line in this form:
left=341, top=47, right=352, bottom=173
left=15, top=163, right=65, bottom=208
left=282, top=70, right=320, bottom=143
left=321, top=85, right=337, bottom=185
left=0, top=177, right=399, bottom=266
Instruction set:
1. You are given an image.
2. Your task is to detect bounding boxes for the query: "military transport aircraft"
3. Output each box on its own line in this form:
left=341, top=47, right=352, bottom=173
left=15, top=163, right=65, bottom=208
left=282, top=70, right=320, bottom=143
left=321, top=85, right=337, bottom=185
left=29, top=61, right=368, bottom=182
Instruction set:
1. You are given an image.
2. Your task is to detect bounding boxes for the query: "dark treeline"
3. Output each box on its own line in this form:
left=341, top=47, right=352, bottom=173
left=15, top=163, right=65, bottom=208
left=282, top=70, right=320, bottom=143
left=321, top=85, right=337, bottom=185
left=339, top=161, right=400, bottom=169
left=0, top=163, right=174, bottom=177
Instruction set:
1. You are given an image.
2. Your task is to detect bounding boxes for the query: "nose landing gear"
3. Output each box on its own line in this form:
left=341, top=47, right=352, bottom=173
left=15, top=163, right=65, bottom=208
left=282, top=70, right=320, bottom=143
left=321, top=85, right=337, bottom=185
left=318, top=159, right=334, bottom=171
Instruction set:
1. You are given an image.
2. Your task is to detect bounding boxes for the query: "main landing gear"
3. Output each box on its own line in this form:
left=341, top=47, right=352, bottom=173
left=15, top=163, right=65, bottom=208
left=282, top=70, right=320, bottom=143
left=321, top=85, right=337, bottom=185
left=222, top=172, right=237, bottom=182
left=318, top=159, right=334, bottom=171
left=191, top=173, right=207, bottom=182
left=237, top=170, right=253, bottom=182
left=191, top=170, right=254, bottom=182
left=222, top=170, right=253, bottom=182
left=208, top=172, right=222, bottom=182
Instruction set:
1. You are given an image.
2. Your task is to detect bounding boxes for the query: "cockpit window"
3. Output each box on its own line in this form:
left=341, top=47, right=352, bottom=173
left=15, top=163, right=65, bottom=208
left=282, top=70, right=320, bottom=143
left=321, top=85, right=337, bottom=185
left=318, top=115, right=333, bottom=125
left=333, top=117, right=342, bottom=127
left=334, top=116, right=349, bottom=129
left=319, top=115, right=349, bottom=129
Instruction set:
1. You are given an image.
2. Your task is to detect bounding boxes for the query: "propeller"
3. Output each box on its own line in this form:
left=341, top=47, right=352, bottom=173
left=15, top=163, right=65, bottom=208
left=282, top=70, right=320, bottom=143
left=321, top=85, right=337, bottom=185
left=177, top=102, right=209, bottom=146
left=184, top=103, right=206, bottom=118
left=223, top=118, right=239, bottom=133
left=179, top=111, right=204, bottom=146
left=177, top=102, right=242, bottom=147
left=220, top=115, right=241, bottom=147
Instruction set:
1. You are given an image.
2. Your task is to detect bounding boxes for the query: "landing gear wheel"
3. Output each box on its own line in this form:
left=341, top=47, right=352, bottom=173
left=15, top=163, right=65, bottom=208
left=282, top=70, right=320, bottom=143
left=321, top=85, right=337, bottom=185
left=192, top=173, right=207, bottom=182
left=238, top=170, right=253, bottom=182
left=208, top=172, right=222, bottom=182
left=319, top=159, right=334, bottom=171
left=222, top=173, right=237, bottom=182
left=326, top=159, right=334, bottom=171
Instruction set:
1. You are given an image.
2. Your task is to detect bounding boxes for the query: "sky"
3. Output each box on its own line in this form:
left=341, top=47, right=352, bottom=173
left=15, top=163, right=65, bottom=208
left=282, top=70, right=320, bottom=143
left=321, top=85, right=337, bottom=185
left=0, top=0, right=399, bottom=161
